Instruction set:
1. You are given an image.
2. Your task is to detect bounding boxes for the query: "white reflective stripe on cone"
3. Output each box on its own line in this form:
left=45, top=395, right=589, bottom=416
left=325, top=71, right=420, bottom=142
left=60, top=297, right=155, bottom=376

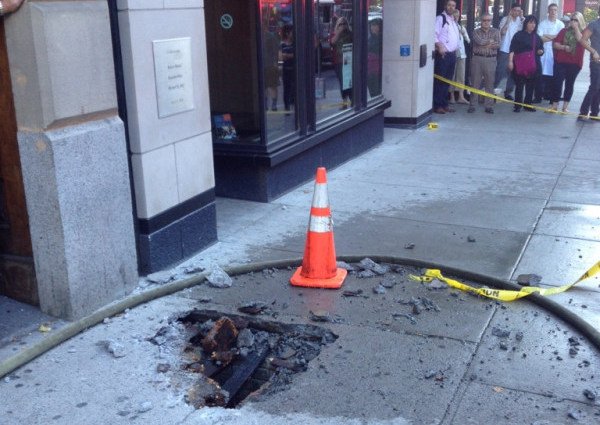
left=309, top=215, right=332, bottom=233
left=312, top=183, right=329, bottom=208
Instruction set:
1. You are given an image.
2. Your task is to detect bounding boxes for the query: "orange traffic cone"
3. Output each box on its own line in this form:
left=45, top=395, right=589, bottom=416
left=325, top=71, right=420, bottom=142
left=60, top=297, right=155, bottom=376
left=290, top=167, right=347, bottom=288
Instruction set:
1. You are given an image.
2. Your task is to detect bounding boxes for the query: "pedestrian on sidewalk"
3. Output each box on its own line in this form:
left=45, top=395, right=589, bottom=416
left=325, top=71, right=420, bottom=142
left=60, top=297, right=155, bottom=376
left=508, top=15, right=544, bottom=112
left=448, top=9, right=470, bottom=105
left=468, top=13, right=500, bottom=114
left=578, top=12, right=600, bottom=121
left=433, top=0, right=460, bottom=114
left=494, top=3, right=523, bottom=101
left=533, top=3, right=564, bottom=103
left=549, top=12, right=586, bottom=113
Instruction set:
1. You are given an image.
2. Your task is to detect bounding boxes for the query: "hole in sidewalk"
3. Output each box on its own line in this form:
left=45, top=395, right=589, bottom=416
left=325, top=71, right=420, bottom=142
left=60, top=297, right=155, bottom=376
left=155, top=309, right=337, bottom=409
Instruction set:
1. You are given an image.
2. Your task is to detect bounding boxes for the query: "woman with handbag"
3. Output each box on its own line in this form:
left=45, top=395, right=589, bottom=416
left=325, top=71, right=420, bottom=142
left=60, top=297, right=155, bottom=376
left=508, top=15, right=545, bottom=112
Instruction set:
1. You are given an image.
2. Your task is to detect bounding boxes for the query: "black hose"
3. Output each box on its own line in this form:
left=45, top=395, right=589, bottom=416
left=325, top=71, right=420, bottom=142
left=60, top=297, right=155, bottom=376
left=1, top=256, right=598, bottom=379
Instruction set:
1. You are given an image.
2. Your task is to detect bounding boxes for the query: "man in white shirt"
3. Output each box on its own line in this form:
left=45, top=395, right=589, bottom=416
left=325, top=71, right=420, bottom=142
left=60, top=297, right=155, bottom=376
left=494, top=3, right=523, bottom=100
left=534, top=3, right=564, bottom=103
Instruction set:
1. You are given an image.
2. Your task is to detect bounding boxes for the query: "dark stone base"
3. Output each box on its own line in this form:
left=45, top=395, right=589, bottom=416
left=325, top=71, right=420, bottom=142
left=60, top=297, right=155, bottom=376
left=214, top=112, right=385, bottom=202
left=384, top=109, right=432, bottom=129
left=137, top=193, right=217, bottom=275
left=0, top=255, right=38, bottom=306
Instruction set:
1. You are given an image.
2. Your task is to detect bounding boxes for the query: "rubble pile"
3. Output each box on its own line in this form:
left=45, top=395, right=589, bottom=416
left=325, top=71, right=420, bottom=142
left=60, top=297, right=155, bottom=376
left=152, top=310, right=337, bottom=409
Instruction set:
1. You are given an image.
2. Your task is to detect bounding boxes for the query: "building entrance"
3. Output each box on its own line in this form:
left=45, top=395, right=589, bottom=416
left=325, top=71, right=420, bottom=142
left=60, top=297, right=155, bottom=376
left=0, top=20, right=37, bottom=305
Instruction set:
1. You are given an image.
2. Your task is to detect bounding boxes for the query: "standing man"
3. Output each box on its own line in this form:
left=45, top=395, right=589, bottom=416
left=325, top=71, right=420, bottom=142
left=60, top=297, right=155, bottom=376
left=433, top=0, right=460, bottom=114
left=578, top=12, right=600, bottom=121
left=468, top=13, right=501, bottom=114
left=494, top=3, right=523, bottom=101
left=534, top=3, right=564, bottom=103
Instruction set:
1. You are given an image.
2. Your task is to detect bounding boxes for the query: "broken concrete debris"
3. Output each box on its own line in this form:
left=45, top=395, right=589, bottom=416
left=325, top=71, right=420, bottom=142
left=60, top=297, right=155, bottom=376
left=99, top=340, right=127, bottom=358
left=308, top=310, right=331, bottom=322
left=358, top=258, right=389, bottom=275
left=146, top=270, right=176, bottom=284
left=491, top=327, right=511, bottom=338
left=380, top=275, right=397, bottom=288
left=373, top=285, right=386, bottom=295
left=517, top=274, right=543, bottom=286
left=342, top=289, right=365, bottom=297
left=238, top=301, right=268, bottom=315
left=583, top=389, right=597, bottom=401
left=206, top=265, right=233, bottom=288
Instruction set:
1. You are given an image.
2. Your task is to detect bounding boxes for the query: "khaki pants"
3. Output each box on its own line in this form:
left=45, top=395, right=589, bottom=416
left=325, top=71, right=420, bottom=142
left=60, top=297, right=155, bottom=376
left=470, top=55, right=496, bottom=108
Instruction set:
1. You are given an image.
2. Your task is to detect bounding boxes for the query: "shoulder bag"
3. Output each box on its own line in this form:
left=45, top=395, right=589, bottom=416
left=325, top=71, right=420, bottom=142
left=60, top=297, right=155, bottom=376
left=513, top=33, right=537, bottom=78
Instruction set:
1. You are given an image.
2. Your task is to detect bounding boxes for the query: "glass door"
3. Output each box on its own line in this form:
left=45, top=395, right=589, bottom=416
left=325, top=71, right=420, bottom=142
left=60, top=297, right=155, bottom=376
left=313, top=0, right=355, bottom=124
left=260, top=0, right=299, bottom=143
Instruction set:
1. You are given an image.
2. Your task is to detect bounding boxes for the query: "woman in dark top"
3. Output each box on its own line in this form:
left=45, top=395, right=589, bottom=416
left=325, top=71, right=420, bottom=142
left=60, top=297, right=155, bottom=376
left=331, top=17, right=353, bottom=105
left=367, top=18, right=383, bottom=97
left=508, top=15, right=544, bottom=112
left=280, top=24, right=295, bottom=112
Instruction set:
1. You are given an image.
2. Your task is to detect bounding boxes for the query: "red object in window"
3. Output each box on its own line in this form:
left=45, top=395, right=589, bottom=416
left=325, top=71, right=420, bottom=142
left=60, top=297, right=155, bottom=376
left=563, top=0, right=576, bottom=13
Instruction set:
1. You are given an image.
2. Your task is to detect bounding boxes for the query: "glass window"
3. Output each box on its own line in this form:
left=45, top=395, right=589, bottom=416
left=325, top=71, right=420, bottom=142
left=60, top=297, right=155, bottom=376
left=314, top=0, right=354, bottom=124
left=367, top=1, right=383, bottom=100
left=261, top=0, right=298, bottom=143
left=206, top=0, right=261, bottom=144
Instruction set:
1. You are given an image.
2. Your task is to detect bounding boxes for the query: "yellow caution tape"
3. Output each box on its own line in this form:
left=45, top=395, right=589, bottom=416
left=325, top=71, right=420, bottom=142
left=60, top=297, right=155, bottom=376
left=428, top=122, right=439, bottom=130
left=434, top=74, right=600, bottom=120
left=409, top=260, right=600, bottom=302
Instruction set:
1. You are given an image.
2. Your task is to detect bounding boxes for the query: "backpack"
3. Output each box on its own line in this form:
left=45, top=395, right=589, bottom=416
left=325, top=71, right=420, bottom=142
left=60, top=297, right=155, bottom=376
left=438, top=13, right=448, bottom=27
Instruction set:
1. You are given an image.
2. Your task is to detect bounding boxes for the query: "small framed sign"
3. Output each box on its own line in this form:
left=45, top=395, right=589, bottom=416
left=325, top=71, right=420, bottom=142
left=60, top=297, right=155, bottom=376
left=153, top=37, right=195, bottom=118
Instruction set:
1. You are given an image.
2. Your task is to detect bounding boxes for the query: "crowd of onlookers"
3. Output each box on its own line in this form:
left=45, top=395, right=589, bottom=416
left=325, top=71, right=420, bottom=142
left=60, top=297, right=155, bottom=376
left=434, top=1, right=600, bottom=121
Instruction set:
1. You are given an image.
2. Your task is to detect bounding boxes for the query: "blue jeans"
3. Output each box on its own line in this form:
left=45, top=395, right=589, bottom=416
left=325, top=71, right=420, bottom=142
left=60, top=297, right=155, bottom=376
left=494, top=51, right=515, bottom=95
left=433, top=51, right=456, bottom=109
left=579, top=61, right=600, bottom=117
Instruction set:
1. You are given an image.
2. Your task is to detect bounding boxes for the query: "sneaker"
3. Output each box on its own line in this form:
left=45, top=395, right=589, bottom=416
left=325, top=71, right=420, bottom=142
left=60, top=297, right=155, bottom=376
left=513, top=106, right=521, bottom=113
left=524, top=106, right=536, bottom=112
left=577, top=115, right=588, bottom=122
left=485, top=108, right=494, bottom=114
left=504, top=94, right=514, bottom=101
left=532, top=99, right=542, bottom=104
left=467, top=106, right=476, bottom=113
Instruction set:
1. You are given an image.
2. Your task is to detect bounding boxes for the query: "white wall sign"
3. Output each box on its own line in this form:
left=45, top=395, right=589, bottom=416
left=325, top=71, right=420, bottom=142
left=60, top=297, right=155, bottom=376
left=153, top=38, right=195, bottom=118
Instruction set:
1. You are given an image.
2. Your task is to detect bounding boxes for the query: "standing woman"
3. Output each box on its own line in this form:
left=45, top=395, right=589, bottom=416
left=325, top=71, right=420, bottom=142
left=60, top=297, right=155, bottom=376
left=449, top=9, right=470, bottom=104
left=508, top=15, right=544, bottom=112
left=331, top=17, right=353, bottom=105
left=550, top=12, right=586, bottom=113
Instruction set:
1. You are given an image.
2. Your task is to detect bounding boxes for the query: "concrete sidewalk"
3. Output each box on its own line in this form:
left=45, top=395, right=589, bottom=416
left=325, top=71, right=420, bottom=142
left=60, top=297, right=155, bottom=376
left=2, top=62, right=600, bottom=424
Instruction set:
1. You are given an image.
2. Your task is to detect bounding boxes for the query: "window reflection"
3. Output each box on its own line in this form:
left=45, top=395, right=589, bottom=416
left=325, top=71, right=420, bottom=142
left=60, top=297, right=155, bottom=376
left=261, top=1, right=297, bottom=143
left=314, top=0, right=354, bottom=123
left=367, top=6, right=383, bottom=100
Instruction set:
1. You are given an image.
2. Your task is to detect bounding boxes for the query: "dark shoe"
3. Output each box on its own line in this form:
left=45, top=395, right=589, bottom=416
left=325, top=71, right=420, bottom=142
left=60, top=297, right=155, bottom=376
left=434, top=108, right=446, bottom=114
left=532, top=99, right=542, bottom=104
left=504, top=94, right=514, bottom=101
left=445, top=107, right=456, bottom=113
left=524, top=106, right=536, bottom=112
left=577, top=115, right=588, bottom=122
left=467, top=106, right=476, bottom=113
left=485, top=108, right=494, bottom=114
left=513, top=106, right=521, bottom=112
